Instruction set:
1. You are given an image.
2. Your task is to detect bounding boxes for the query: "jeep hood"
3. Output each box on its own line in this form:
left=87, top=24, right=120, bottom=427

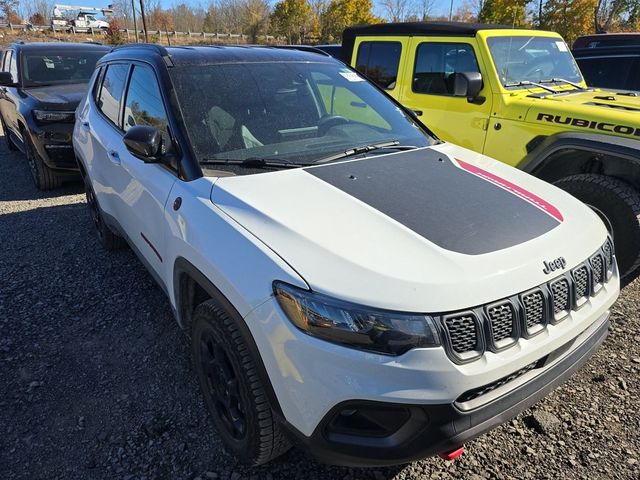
left=524, top=89, right=640, bottom=138
left=25, top=83, right=87, bottom=109
left=210, top=144, right=607, bottom=312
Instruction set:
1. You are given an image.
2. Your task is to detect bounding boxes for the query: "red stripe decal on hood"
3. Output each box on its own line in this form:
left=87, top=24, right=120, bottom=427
left=455, top=158, right=564, bottom=222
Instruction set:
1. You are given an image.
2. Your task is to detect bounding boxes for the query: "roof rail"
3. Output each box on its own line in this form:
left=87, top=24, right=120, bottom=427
left=112, top=43, right=169, bottom=57
left=272, top=45, right=332, bottom=57
left=83, top=41, right=103, bottom=45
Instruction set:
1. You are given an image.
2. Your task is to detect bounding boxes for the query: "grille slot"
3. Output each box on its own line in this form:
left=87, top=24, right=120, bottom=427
left=591, top=253, right=604, bottom=286
left=443, top=314, right=478, bottom=354
left=550, top=278, right=570, bottom=319
left=456, top=361, right=540, bottom=404
left=486, top=302, right=515, bottom=343
left=573, top=265, right=589, bottom=301
left=522, top=290, right=545, bottom=331
left=602, top=239, right=614, bottom=273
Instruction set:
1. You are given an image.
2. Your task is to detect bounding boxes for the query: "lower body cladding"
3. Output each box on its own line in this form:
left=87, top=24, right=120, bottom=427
left=243, top=276, right=617, bottom=467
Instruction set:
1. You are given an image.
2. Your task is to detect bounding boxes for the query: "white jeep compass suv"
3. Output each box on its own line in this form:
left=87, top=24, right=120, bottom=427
left=73, top=44, right=619, bottom=467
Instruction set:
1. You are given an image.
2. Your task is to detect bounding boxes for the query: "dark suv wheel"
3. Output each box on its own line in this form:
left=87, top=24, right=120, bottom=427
left=24, top=131, right=62, bottom=190
left=191, top=300, right=290, bottom=465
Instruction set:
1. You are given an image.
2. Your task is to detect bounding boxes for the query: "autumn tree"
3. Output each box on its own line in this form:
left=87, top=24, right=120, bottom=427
left=320, top=0, right=380, bottom=42
left=542, top=0, right=597, bottom=42
left=271, top=0, right=313, bottom=43
left=478, top=0, right=531, bottom=26
left=1, top=0, right=21, bottom=23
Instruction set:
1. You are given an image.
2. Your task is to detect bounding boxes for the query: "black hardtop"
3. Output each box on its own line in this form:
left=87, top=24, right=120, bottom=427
left=11, top=41, right=109, bottom=52
left=341, top=21, right=514, bottom=62
left=343, top=21, right=514, bottom=39
left=101, top=44, right=338, bottom=67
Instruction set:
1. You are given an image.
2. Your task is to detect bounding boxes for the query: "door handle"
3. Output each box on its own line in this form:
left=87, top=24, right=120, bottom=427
left=108, top=149, right=121, bottom=164
left=81, top=121, right=90, bottom=130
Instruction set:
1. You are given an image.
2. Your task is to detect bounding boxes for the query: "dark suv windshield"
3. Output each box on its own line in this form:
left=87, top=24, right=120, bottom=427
left=487, top=36, right=583, bottom=87
left=169, top=61, right=433, bottom=168
left=22, top=49, right=106, bottom=87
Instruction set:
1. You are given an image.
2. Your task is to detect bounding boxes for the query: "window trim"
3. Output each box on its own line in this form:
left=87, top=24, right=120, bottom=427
left=355, top=40, right=402, bottom=91
left=411, top=41, right=480, bottom=97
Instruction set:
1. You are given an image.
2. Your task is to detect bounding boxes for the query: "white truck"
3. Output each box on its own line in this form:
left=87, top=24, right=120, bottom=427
left=51, top=4, right=111, bottom=31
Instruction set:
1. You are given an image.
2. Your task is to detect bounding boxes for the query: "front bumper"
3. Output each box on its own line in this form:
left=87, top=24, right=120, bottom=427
left=281, top=312, right=609, bottom=466
left=29, top=123, right=77, bottom=172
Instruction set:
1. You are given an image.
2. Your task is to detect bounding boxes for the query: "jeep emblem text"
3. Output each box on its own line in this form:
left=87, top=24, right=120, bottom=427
left=543, top=257, right=567, bottom=274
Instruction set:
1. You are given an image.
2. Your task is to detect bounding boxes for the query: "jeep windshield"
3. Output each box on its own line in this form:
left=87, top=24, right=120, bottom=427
left=169, top=61, right=434, bottom=172
left=22, top=49, right=107, bottom=87
left=487, top=36, right=583, bottom=89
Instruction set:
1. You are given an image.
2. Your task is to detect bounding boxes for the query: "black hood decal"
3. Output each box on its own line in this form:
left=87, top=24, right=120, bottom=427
left=305, top=149, right=561, bottom=255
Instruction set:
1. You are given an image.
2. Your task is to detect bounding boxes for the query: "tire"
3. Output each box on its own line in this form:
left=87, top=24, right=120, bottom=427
left=84, top=177, right=126, bottom=251
left=24, top=132, right=62, bottom=190
left=192, top=300, right=291, bottom=465
left=555, top=174, right=640, bottom=277
left=1, top=118, right=17, bottom=151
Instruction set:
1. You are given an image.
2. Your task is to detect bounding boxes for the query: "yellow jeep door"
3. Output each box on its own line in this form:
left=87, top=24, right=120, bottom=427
left=400, top=37, right=492, bottom=152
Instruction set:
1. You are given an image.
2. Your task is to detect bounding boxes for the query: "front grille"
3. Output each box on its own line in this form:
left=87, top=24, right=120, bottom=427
left=487, top=302, right=515, bottom=342
left=573, top=265, right=589, bottom=300
left=550, top=278, right=570, bottom=317
left=591, top=253, right=604, bottom=286
left=443, top=314, right=478, bottom=353
left=457, top=361, right=540, bottom=404
left=438, top=239, right=613, bottom=363
left=522, top=290, right=545, bottom=330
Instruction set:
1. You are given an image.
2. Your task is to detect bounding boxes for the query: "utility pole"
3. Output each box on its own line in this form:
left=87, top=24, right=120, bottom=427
left=449, top=0, right=454, bottom=21
left=131, top=0, right=139, bottom=43
left=139, top=0, right=149, bottom=43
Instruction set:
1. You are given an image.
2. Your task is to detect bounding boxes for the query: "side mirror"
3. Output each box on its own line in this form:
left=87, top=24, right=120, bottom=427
left=123, top=125, right=163, bottom=162
left=0, top=72, right=15, bottom=87
left=453, top=72, right=483, bottom=102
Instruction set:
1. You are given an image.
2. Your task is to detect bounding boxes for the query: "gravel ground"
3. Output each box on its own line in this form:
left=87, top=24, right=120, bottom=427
left=1, top=133, right=639, bottom=480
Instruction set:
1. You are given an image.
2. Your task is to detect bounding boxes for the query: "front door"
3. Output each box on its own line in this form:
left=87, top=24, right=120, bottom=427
left=401, top=37, right=492, bottom=152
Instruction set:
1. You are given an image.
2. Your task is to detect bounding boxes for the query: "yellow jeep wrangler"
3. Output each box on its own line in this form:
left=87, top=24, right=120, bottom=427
left=343, top=22, right=640, bottom=277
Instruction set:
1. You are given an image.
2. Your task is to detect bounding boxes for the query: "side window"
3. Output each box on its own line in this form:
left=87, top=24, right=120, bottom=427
left=122, top=65, right=171, bottom=146
left=577, top=57, right=633, bottom=90
left=91, top=66, right=103, bottom=101
left=1, top=50, right=10, bottom=72
left=97, top=64, right=129, bottom=127
left=8, top=50, right=17, bottom=80
left=355, top=42, right=402, bottom=90
left=413, top=43, right=479, bottom=95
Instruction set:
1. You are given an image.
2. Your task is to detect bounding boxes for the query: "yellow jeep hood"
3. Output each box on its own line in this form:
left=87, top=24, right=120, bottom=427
left=523, top=89, right=640, bottom=138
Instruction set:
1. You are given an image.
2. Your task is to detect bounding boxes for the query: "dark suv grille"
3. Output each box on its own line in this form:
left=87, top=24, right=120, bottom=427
left=439, top=239, right=614, bottom=363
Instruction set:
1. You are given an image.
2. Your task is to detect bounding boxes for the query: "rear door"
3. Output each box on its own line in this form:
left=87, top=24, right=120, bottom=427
left=351, top=37, right=410, bottom=101
left=0, top=49, right=20, bottom=141
left=400, top=37, right=492, bottom=151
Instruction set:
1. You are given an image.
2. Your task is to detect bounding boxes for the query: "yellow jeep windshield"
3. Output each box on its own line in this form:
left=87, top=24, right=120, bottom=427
left=487, top=36, right=583, bottom=87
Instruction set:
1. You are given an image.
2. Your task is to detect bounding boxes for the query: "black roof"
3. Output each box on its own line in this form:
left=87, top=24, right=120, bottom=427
left=101, top=44, right=338, bottom=67
left=573, top=33, right=640, bottom=49
left=10, top=41, right=109, bottom=51
left=343, top=21, right=514, bottom=39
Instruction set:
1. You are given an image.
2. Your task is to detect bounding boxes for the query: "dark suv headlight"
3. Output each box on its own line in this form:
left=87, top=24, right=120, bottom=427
left=273, top=281, right=440, bottom=355
left=33, top=110, right=75, bottom=123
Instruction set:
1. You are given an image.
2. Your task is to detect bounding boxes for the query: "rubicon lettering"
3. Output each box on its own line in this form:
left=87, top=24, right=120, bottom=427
left=536, top=113, right=640, bottom=136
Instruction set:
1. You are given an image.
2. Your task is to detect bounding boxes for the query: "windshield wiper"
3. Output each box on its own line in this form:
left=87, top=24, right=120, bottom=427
left=504, top=80, right=559, bottom=94
left=540, top=78, right=586, bottom=90
left=200, top=157, right=306, bottom=169
left=313, top=141, right=417, bottom=164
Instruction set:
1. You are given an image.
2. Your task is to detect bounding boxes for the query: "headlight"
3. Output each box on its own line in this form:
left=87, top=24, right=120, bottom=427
left=33, top=110, right=75, bottom=123
left=273, top=281, right=440, bottom=355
